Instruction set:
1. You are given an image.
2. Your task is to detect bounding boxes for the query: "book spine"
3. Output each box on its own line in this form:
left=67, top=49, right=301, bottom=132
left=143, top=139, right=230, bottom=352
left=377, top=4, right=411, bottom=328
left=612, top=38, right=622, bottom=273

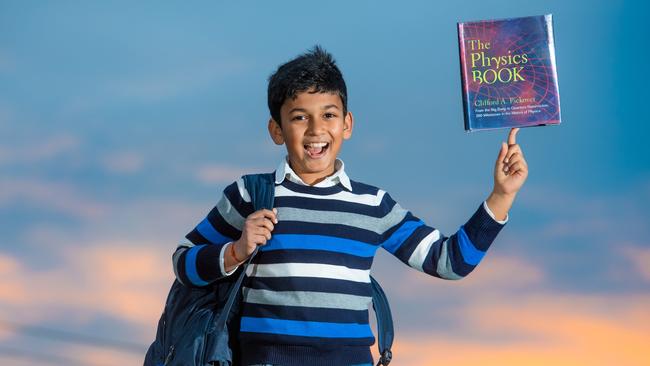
left=545, top=14, right=562, bottom=125
left=457, top=23, right=472, bottom=132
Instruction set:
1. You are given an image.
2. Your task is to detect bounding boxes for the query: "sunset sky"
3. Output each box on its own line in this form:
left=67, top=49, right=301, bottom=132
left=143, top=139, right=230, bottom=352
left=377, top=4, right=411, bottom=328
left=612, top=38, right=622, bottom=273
left=1, top=0, right=649, bottom=365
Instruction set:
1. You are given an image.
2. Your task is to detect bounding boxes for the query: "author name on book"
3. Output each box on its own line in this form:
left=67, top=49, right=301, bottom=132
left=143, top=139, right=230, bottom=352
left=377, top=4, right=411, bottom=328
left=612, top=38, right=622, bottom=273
left=475, top=96, right=536, bottom=107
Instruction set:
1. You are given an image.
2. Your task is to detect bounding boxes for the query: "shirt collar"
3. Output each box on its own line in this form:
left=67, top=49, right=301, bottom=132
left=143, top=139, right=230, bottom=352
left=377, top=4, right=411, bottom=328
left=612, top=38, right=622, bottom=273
left=275, top=155, right=352, bottom=191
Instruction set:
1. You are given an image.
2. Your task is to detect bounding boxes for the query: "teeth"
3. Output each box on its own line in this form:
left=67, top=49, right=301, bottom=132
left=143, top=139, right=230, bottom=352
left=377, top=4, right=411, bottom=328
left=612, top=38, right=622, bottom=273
left=305, top=142, right=328, bottom=148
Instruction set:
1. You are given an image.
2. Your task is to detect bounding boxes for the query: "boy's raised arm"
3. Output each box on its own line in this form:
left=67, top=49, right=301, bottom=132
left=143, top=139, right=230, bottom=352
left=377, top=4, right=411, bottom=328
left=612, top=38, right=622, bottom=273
left=380, top=128, right=528, bottom=280
left=379, top=195, right=506, bottom=280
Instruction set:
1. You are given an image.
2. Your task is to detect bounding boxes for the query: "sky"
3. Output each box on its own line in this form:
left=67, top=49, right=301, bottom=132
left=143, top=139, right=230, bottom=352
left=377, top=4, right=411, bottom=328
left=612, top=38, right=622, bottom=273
left=1, top=0, right=649, bottom=365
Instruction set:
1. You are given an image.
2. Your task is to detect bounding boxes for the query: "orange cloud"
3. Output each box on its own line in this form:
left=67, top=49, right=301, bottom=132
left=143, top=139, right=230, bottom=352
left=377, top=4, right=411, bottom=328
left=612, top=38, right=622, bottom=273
left=372, top=293, right=650, bottom=366
left=0, top=254, right=28, bottom=305
left=3, top=248, right=650, bottom=366
left=69, top=243, right=175, bottom=326
left=0, top=240, right=176, bottom=362
left=0, top=242, right=173, bottom=335
left=62, top=344, right=144, bottom=366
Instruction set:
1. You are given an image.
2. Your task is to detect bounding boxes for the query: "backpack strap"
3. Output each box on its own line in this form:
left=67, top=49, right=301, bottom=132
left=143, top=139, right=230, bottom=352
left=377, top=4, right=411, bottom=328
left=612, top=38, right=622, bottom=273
left=371, top=276, right=394, bottom=366
left=213, top=173, right=276, bottom=332
left=243, top=173, right=276, bottom=212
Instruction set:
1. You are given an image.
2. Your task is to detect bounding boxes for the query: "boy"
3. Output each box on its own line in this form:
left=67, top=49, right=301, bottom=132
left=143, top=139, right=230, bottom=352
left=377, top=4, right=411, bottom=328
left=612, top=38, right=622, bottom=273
left=172, top=45, right=528, bottom=366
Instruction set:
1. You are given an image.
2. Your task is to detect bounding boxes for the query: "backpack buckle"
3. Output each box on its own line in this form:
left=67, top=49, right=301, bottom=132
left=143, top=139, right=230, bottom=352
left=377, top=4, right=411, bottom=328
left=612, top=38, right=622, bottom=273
left=376, top=349, right=392, bottom=366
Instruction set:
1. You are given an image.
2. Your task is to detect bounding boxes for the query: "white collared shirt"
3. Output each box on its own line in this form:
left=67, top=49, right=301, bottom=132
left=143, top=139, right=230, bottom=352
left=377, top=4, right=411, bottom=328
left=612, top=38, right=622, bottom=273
left=275, top=155, right=353, bottom=191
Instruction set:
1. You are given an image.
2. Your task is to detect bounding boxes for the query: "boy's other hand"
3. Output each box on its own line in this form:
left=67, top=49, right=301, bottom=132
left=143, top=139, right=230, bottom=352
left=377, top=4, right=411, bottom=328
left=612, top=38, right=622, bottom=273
left=493, top=128, right=528, bottom=197
left=233, top=208, right=278, bottom=262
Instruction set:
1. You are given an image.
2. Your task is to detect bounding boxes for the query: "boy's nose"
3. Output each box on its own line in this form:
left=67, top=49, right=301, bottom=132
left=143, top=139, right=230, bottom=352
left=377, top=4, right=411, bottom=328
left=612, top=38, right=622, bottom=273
left=306, top=117, right=326, bottom=134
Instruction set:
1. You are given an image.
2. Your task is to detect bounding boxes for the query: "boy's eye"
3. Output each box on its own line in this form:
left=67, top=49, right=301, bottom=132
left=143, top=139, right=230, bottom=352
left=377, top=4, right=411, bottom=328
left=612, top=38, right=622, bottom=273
left=292, top=115, right=307, bottom=121
left=324, top=113, right=336, bottom=119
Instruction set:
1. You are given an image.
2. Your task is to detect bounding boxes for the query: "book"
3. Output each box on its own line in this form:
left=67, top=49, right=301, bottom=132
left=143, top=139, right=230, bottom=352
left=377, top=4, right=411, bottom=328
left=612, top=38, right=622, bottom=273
left=457, top=14, right=561, bottom=132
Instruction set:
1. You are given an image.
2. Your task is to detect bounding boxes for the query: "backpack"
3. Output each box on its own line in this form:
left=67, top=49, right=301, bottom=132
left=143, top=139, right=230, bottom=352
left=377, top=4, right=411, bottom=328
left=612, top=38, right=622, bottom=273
left=144, top=173, right=394, bottom=366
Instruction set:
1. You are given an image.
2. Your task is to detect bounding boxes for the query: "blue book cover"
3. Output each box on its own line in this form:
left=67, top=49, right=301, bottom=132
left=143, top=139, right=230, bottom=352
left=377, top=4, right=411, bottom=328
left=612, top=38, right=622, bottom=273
left=457, top=14, right=561, bottom=132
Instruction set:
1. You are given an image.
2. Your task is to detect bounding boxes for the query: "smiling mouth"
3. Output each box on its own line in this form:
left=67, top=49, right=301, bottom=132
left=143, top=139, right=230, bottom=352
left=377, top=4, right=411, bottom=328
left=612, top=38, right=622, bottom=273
left=304, top=142, right=330, bottom=159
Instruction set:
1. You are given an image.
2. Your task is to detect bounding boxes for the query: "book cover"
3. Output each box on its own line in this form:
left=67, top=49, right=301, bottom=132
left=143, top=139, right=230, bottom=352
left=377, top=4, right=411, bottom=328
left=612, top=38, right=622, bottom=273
left=457, top=14, right=561, bottom=132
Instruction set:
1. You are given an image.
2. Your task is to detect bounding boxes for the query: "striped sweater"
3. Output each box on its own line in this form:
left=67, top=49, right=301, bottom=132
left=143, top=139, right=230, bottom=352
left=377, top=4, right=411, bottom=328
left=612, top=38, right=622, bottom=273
left=173, top=157, right=508, bottom=366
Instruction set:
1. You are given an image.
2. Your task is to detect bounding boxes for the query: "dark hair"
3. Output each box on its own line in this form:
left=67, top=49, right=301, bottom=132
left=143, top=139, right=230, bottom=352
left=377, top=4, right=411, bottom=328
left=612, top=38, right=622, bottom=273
left=267, top=45, right=348, bottom=125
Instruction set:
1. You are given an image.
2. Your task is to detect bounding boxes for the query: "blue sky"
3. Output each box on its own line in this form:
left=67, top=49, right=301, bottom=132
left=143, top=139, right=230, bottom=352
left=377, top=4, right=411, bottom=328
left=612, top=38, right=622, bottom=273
left=1, top=1, right=649, bottom=365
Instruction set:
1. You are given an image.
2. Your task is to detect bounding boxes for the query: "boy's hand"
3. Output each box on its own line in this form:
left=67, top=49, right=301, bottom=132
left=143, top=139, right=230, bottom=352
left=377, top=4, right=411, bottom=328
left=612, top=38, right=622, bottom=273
left=493, top=128, right=528, bottom=196
left=232, top=208, right=278, bottom=262
left=485, top=128, right=528, bottom=221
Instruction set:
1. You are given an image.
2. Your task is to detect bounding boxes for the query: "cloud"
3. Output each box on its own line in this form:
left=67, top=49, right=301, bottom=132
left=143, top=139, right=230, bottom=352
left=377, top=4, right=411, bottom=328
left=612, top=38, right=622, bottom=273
left=68, top=243, right=174, bottom=326
left=0, top=344, right=143, bottom=366
left=101, top=151, right=145, bottom=174
left=106, top=59, right=250, bottom=102
left=0, top=254, right=28, bottom=306
left=0, top=173, right=211, bottom=242
left=521, top=181, right=650, bottom=240
left=381, top=253, right=545, bottom=300
left=0, top=242, right=173, bottom=329
left=63, top=344, right=144, bottom=366
left=621, top=244, right=650, bottom=282
left=457, top=254, right=545, bottom=288
left=0, top=134, right=80, bottom=165
left=371, top=293, right=650, bottom=366
left=0, top=196, right=215, bottom=361
left=196, top=163, right=260, bottom=185
left=0, top=178, right=108, bottom=219
left=56, top=55, right=252, bottom=117
left=0, top=198, right=647, bottom=366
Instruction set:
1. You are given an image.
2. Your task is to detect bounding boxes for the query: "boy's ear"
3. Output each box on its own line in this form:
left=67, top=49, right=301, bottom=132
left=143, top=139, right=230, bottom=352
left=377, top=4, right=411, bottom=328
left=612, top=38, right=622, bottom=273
left=268, top=118, right=284, bottom=145
left=343, top=111, right=354, bottom=140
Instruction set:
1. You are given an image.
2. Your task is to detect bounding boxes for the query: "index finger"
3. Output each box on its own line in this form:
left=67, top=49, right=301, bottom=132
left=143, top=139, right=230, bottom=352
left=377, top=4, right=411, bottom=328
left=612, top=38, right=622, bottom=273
left=508, top=128, right=520, bottom=146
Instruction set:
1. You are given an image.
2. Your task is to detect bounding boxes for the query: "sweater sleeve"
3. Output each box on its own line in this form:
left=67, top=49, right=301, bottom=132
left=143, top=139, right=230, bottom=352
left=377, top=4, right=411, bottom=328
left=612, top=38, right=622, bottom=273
left=379, top=192, right=507, bottom=280
left=173, top=177, right=254, bottom=287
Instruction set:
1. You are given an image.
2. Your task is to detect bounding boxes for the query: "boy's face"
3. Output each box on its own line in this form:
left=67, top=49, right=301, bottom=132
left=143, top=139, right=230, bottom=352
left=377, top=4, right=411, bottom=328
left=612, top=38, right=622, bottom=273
left=268, top=90, right=353, bottom=185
